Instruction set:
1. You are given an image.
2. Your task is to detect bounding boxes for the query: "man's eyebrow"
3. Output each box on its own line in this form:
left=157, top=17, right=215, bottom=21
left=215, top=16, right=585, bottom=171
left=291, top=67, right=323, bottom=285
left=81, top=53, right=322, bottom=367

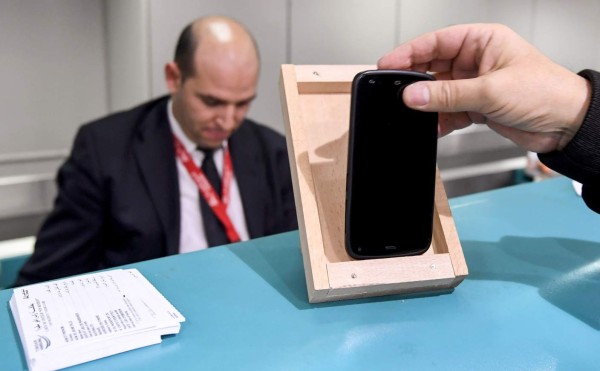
left=196, top=93, right=224, bottom=104
left=196, top=93, right=256, bottom=105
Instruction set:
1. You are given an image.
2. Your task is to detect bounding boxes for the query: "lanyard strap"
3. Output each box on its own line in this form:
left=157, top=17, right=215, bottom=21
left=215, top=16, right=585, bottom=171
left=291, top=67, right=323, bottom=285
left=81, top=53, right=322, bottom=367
left=173, top=134, right=241, bottom=243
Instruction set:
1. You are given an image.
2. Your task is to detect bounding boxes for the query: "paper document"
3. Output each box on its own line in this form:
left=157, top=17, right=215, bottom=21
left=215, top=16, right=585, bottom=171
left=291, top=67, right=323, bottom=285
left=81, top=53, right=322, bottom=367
left=9, top=268, right=185, bottom=371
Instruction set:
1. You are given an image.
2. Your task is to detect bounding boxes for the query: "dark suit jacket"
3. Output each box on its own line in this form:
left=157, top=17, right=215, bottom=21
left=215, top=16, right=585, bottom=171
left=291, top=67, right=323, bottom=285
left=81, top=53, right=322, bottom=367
left=15, top=96, right=297, bottom=286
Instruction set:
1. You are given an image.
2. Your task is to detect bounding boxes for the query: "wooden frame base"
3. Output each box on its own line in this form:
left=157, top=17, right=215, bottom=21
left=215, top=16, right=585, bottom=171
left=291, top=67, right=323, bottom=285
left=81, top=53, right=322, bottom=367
left=279, top=64, right=468, bottom=303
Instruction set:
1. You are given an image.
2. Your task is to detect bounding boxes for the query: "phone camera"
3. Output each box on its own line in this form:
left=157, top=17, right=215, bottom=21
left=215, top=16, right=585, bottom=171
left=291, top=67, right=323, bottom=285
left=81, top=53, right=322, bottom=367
left=396, top=85, right=406, bottom=101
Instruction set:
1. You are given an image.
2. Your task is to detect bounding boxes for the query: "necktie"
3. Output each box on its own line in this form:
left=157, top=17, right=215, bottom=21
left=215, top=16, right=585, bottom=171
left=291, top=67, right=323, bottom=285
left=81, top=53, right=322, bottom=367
left=199, top=148, right=229, bottom=247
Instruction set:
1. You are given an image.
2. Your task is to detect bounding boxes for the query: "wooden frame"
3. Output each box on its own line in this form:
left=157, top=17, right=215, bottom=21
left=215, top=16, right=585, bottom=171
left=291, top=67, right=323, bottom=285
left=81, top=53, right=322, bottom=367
left=279, top=64, right=468, bottom=303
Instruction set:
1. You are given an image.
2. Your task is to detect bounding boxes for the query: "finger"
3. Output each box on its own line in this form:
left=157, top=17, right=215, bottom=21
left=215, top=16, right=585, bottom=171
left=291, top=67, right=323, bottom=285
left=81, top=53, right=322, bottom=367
left=403, top=79, right=489, bottom=113
left=438, top=112, right=475, bottom=137
left=377, top=24, right=473, bottom=69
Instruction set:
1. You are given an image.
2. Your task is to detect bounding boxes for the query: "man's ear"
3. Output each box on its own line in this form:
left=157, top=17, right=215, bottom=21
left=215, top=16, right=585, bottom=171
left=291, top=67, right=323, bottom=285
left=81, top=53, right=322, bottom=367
left=165, top=62, right=182, bottom=93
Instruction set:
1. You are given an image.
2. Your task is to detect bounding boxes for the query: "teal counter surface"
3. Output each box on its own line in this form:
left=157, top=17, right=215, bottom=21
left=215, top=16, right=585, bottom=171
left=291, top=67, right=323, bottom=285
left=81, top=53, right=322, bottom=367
left=1, top=176, right=599, bottom=370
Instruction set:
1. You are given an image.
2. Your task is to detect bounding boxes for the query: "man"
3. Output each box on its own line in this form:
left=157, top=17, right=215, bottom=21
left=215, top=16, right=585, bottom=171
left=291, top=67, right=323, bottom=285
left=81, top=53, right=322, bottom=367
left=15, top=16, right=297, bottom=286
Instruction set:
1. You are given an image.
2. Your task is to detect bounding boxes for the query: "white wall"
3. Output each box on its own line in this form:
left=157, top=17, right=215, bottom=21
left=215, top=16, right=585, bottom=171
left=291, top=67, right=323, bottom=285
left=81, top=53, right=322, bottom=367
left=289, top=0, right=398, bottom=65
left=0, top=0, right=109, bottom=237
left=533, top=0, right=600, bottom=72
left=0, top=0, right=107, bottom=169
left=105, top=0, right=152, bottom=113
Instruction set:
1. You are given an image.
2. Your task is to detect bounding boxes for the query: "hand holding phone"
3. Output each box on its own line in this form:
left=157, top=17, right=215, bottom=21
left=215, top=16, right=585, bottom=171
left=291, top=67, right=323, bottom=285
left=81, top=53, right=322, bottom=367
left=345, top=70, right=438, bottom=259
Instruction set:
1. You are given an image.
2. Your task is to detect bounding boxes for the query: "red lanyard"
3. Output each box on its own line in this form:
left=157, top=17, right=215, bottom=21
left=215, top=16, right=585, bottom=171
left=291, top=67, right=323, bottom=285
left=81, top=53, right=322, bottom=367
left=173, top=134, right=241, bottom=243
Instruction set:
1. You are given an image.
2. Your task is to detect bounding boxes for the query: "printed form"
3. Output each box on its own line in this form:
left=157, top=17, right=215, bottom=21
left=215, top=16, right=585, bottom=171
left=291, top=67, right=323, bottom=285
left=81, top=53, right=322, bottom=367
left=9, top=268, right=185, bottom=371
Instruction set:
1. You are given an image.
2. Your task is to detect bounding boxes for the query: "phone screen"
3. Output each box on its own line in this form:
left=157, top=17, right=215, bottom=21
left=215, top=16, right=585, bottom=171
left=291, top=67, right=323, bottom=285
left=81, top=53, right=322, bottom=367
left=345, top=70, right=438, bottom=259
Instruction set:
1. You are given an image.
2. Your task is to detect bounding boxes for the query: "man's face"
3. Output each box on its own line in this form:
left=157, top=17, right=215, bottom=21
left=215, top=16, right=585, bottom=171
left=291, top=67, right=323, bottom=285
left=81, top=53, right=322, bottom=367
left=169, top=60, right=258, bottom=149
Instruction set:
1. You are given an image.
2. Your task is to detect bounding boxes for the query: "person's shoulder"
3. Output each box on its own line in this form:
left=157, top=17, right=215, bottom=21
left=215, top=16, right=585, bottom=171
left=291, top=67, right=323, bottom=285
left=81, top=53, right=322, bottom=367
left=237, top=118, right=286, bottom=142
left=81, top=96, right=169, bottom=132
left=230, top=118, right=288, bottom=157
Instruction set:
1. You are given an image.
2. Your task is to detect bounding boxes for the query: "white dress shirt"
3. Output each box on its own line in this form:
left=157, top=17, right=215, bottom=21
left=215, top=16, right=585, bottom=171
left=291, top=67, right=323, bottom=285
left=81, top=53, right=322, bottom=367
left=168, top=100, right=250, bottom=253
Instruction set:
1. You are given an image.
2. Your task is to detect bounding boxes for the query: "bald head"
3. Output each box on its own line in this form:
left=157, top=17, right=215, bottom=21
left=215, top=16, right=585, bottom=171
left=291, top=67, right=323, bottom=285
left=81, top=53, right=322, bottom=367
left=174, top=16, right=260, bottom=81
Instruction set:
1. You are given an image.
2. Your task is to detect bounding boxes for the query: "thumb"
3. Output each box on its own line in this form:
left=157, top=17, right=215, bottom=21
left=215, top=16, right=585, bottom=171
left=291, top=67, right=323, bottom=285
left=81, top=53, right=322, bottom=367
left=403, top=79, right=486, bottom=113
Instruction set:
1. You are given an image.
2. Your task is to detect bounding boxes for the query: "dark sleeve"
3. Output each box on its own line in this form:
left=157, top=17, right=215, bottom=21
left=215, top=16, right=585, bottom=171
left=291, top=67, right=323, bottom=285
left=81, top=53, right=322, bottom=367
left=253, top=122, right=298, bottom=233
left=14, top=126, right=106, bottom=286
left=538, top=69, right=600, bottom=214
left=275, top=133, right=298, bottom=232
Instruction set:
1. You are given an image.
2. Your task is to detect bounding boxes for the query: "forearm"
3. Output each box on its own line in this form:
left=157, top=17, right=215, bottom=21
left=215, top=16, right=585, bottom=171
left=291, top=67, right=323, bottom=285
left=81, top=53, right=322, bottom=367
left=538, top=69, right=600, bottom=213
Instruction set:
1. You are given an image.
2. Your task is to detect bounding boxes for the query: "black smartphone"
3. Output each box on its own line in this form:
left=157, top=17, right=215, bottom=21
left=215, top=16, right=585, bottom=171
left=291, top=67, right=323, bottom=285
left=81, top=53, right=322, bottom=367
left=345, top=70, right=438, bottom=259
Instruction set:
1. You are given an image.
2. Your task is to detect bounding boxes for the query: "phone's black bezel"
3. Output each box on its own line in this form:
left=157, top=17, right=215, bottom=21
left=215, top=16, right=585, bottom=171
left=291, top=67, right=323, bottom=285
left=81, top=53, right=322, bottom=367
left=344, top=69, right=438, bottom=260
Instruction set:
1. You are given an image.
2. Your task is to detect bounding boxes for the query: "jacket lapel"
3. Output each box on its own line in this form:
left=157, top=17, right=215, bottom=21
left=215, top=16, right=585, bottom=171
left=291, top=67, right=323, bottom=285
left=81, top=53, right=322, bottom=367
left=133, top=98, right=180, bottom=255
left=229, top=124, right=266, bottom=238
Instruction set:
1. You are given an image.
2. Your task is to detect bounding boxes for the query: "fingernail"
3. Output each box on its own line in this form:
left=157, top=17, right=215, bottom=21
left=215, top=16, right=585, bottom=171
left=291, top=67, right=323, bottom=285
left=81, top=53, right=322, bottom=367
left=405, top=82, right=429, bottom=107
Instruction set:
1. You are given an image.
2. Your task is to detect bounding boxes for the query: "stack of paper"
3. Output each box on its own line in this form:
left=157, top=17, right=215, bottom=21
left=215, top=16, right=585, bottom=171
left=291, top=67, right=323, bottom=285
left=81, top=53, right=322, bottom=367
left=9, top=268, right=185, bottom=371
